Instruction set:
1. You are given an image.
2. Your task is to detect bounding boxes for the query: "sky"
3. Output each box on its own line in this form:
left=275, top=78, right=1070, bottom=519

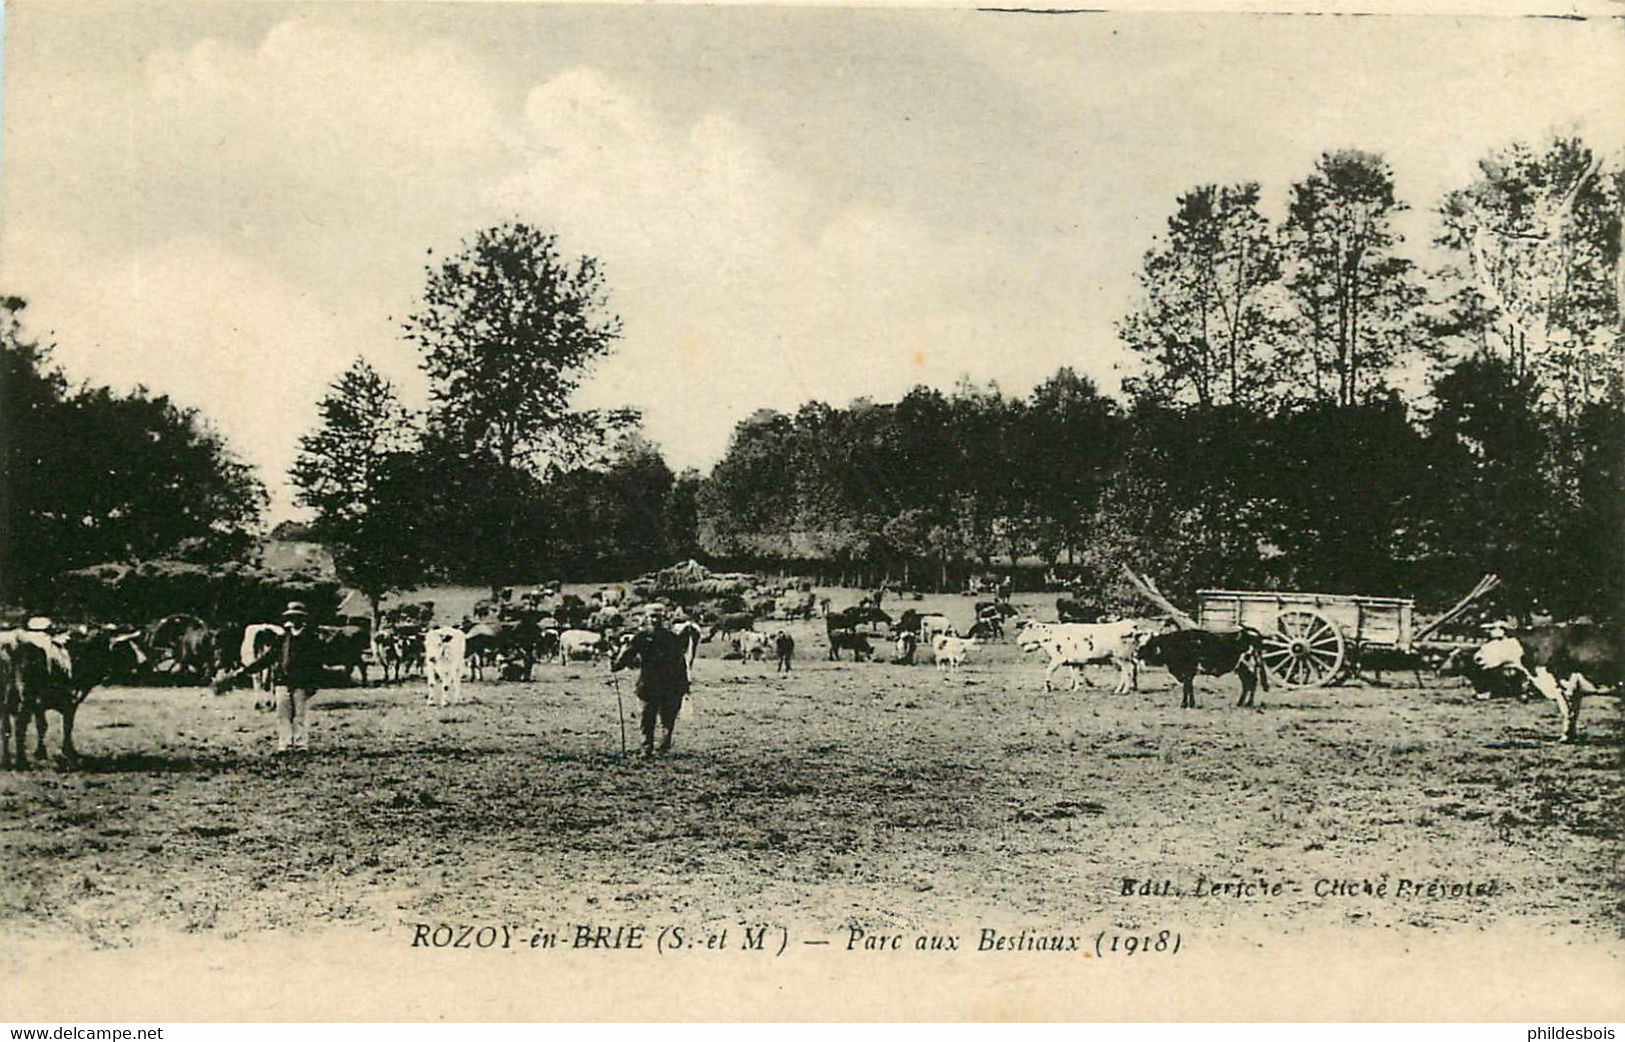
left=1, top=2, right=1620, bottom=520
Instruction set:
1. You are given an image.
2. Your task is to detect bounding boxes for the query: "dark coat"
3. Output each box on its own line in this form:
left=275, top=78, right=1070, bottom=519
left=613, top=627, right=692, bottom=704
left=242, top=626, right=327, bottom=690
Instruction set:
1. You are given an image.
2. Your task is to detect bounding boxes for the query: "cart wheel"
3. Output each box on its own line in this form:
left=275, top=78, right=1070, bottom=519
left=1259, top=609, right=1345, bottom=688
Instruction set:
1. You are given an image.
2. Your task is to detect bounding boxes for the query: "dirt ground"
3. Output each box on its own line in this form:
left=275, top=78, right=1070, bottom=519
left=3, top=589, right=1621, bottom=958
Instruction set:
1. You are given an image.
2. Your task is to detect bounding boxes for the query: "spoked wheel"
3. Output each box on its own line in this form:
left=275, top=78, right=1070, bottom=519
left=1259, top=609, right=1346, bottom=688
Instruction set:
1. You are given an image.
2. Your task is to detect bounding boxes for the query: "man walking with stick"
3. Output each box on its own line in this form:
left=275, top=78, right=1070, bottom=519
left=610, top=603, right=691, bottom=758
left=215, top=601, right=326, bottom=754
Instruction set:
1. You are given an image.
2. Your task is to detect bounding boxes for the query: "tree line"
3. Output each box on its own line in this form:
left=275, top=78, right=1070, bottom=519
left=2, top=134, right=1619, bottom=621
left=700, top=137, right=1623, bottom=616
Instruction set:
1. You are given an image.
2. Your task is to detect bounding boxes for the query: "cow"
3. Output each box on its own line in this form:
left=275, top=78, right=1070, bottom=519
left=534, top=627, right=562, bottom=666
left=671, top=619, right=702, bottom=677
left=894, top=631, right=918, bottom=665
left=1437, top=643, right=1531, bottom=701
left=828, top=631, right=875, bottom=662
left=733, top=631, right=773, bottom=662
left=240, top=623, right=284, bottom=710
left=2, top=627, right=148, bottom=767
left=141, top=613, right=215, bottom=680
left=916, top=614, right=955, bottom=643
left=371, top=623, right=425, bottom=684
left=974, top=601, right=1018, bottom=639
left=1016, top=618, right=1168, bottom=694
left=463, top=621, right=504, bottom=680
left=828, top=606, right=891, bottom=637
left=707, top=612, right=756, bottom=643
left=559, top=629, right=610, bottom=664
left=774, top=632, right=795, bottom=673
left=1055, top=598, right=1094, bottom=624
left=932, top=633, right=975, bottom=674
left=318, top=624, right=370, bottom=686
left=1465, top=623, right=1621, bottom=742
left=423, top=627, right=467, bottom=707
left=1136, top=627, right=1270, bottom=709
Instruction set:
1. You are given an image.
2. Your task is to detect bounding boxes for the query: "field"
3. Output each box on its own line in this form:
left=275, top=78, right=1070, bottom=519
left=2, top=588, right=1621, bottom=1017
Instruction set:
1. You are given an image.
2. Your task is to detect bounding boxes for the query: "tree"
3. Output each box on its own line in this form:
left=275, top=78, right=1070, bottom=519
left=403, top=222, right=633, bottom=591
left=1021, top=369, right=1121, bottom=565
left=1121, top=183, right=1283, bottom=407
left=1279, top=151, right=1422, bottom=406
left=1, top=296, right=266, bottom=601
left=1434, top=135, right=1622, bottom=416
left=1417, top=356, right=1555, bottom=616
left=289, top=357, right=420, bottom=616
left=404, top=222, right=630, bottom=472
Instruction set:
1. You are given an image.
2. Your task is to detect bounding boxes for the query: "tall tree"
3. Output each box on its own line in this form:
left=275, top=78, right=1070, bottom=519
left=404, top=221, right=629, bottom=472
left=1434, top=135, right=1622, bottom=416
left=1279, top=151, right=1422, bottom=407
left=404, top=222, right=632, bottom=590
left=1120, top=183, right=1282, bottom=407
left=289, top=357, right=420, bottom=616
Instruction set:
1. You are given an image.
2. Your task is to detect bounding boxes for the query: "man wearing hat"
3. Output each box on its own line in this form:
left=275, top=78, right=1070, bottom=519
left=220, top=602, right=326, bottom=753
left=610, top=602, right=692, bottom=758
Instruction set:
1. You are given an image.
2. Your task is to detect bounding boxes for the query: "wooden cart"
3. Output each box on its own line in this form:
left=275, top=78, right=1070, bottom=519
left=1195, top=588, right=1416, bottom=689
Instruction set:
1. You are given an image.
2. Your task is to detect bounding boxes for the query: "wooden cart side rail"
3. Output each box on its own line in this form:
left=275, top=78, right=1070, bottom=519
left=1196, top=589, right=1416, bottom=608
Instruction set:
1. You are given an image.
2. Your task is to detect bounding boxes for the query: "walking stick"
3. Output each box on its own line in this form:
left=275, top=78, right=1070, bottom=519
left=611, top=671, right=628, bottom=757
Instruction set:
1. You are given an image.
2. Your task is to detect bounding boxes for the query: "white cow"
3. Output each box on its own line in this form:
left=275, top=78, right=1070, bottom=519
left=931, top=633, right=975, bottom=674
left=559, top=629, right=608, bottom=663
left=240, top=623, right=284, bottom=710
left=917, top=614, right=956, bottom=643
left=1015, top=618, right=1166, bottom=693
left=424, top=627, right=467, bottom=707
left=671, top=619, right=702, bottom=678
left=734, top=631, right=774, bottom=661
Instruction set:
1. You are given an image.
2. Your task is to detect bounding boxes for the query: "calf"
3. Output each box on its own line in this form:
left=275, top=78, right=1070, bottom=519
left=894, top=631, right=918, bottom=665
left=774, top=632, right=795, bottom=673
left=734, top=631, right=773, bottom=662
left=828, top=631, right=874, bottom=662
left=1136, top=627, right=1269, bottom=708
left=423, top=627, right=466, bottom=707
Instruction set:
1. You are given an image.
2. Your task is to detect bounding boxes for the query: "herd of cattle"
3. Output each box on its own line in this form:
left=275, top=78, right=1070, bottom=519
left=0, top=579, right=1618, bottom=768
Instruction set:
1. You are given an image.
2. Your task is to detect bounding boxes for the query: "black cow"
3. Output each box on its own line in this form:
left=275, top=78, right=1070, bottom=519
left=1137, top=627, right=1270, bottom=708
left=774, top=632, right=795, bottom=673
left=828, top=632, right=875, bottom=662
left=707, top=612, right=756, bottom=642
left=1056, top=598, right=1094, bottom=624
left=318, top=624, right=370, bottom=686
